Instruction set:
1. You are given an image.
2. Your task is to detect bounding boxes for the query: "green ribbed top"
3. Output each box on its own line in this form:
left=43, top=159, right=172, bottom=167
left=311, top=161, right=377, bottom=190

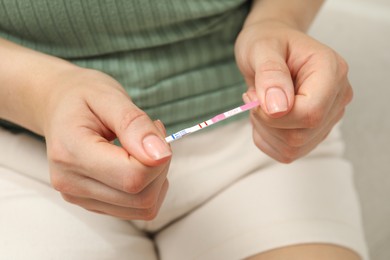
left=0, top=0, right=250, bottom=134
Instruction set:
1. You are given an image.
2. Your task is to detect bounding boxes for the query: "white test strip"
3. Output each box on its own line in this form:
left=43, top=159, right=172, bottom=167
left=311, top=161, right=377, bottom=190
left=165, top=101, right=260, bottom=143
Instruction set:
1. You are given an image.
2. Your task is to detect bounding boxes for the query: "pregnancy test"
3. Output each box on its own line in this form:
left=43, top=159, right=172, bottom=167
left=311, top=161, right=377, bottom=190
left=165, top=100, right=260, bottom=143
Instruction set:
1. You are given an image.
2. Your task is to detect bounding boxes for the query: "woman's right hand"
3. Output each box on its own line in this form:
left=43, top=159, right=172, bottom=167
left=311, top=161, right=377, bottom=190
left=0, top=38, right=171, bottom=220
left=42, top=68, right=172, bottom=220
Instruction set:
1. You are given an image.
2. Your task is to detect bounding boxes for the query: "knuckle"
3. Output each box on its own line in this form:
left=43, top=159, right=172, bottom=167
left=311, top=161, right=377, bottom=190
left=303, top=109, right=324, bottom=129
left=61, top=193, right=78, bottom=204
left=123, top=180, right=143, bottom=194
left=47, top=140, right=72, bottom=167
left=119, top=109, right=150, bottom=133
left=257, top=59, right=289, bottom=75
left=123, top=172, right=148, bottom=194
left=337, top=56, right=349, bottom=76
left=284, top=130, right=307, bottom=147
left=139, top=193, right=158, bottom=209
left=321, top=48, right=338, bottom=60
left=276, top=154, right=295, bottom=164
left=279, top=146, right=301, bottom=164
left=50, top=173, right=68, bottom=193
left=322, top=49, right=349, bottom=77
left=279, top=157, right=295, bottom=164
left=345, top=85, right=354, bottom=105
left=140, top=207, right=159, bottom=221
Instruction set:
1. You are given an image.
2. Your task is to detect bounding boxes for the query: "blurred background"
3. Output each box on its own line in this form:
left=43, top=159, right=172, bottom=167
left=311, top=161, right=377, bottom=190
left=309, top=0, right=390, bottom=259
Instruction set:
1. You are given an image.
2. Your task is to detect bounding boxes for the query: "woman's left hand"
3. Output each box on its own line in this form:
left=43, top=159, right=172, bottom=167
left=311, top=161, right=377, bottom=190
left=235, top=21, right=353, bottom=163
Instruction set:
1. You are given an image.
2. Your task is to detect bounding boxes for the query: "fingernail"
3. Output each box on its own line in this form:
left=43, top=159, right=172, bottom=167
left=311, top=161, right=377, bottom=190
left=242, top=93, right=251, bottom=104
left=247, top=88, right=258, bottom=102
left=265, top=87, right=288, bottom=114
left=143, top=135, right=171, bottom=160
left=154, top=119, right=166, bottom=136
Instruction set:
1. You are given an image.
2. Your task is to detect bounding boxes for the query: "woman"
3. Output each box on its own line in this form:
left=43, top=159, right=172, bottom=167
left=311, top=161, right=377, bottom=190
left=0, top=0, right=368, bottom=259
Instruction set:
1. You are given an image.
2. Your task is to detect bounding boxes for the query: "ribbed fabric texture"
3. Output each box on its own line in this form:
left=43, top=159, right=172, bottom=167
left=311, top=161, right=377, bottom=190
left=0, top=0, right=250, bottom=134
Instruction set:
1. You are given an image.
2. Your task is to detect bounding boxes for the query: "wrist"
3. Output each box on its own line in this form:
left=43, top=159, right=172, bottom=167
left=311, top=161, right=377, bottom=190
left=0, top=38, right=81, bottom=135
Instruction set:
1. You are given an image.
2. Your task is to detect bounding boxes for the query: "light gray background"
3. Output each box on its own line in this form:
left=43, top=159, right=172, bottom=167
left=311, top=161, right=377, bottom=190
left=309, top=0, right=390, bottom=259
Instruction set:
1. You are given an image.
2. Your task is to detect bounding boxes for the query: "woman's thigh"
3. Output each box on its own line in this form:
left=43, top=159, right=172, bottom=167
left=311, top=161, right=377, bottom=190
left=0, top=128, right=156, bottom=260
left=154, top=121, right=368, bottom=260
left=247, top=243, right=361, bottom=260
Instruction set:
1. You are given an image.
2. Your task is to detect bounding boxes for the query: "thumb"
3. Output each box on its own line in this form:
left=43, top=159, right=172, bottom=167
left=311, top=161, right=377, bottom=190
left=254, top=48, right=295, bottom=118
left=153, top=119, right=168, bottom=137
left=88, top=92, right=171, bottom=166
left=117, top=108, right=172, bottom=166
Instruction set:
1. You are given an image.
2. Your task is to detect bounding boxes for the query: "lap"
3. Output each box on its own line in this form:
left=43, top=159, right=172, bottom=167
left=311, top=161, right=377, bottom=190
left=155, top=157, right=368, bottom=260
left=151, top=120, right=369, bottom=260
left=247, top=243, right=361, bottom=260
left=0, top=122, right=369, bottom=260
left=0, top=127, right=156, bottom=260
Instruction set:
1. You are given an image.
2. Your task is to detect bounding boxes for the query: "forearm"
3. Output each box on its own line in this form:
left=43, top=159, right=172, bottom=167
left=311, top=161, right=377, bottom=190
left=0, top=38, right=79, bottom=135
left=244, top=0, right=325, bottom=31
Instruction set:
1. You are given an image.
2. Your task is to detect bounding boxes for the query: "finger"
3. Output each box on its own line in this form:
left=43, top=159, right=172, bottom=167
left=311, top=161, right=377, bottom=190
left=250, top=99, right=341, bottom=148
left=69, top=137, right=169, bottom=193
left=250, top=47, right=350, bottom=129
left=154, top=119, right=167, bottom=137
left=253, top=42, right=295, bottom=117
left=74, top=119, right=170, bottom=192
left=85, top=87, right=171, bottom=166
left=54, top=163, right=169, bottom=209
left=62, top=179, right=169, bottom=220
left=251, top=74, right=350, bottom=130
left=251, top=123, right=285, bottom=162
left=250, top=108, right=345, bottom=162
left=334, top=78, right=353, bottom=108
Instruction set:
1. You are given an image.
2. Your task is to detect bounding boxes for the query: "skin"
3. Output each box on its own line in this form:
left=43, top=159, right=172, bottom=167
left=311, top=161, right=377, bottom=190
left=0, top=39, right=172, bottom=220
left=0, top=0, right=359, bottom=258
left=236, top=0, right=359, bottom=259
left=235, top=0, right=353, bottom=164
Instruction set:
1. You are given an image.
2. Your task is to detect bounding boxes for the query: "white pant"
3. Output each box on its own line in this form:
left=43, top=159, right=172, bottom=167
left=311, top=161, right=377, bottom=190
left=0, top=120, right=369, bottom=260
